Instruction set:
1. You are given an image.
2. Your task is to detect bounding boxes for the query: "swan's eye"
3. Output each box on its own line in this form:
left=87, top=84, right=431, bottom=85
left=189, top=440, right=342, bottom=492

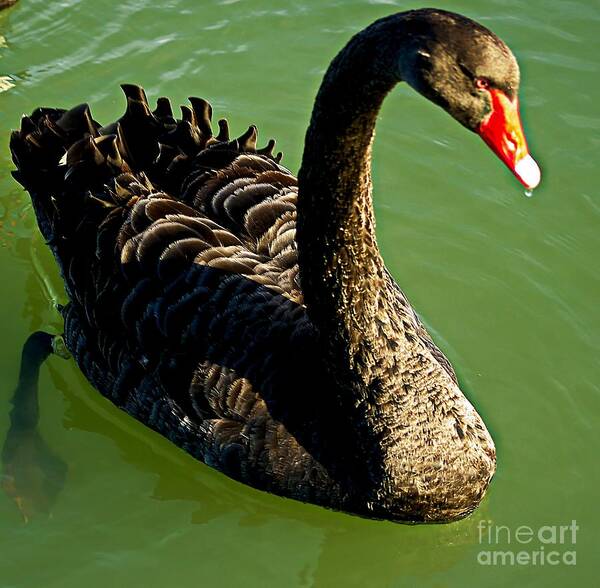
left=475, top=78, right=490, bottom=90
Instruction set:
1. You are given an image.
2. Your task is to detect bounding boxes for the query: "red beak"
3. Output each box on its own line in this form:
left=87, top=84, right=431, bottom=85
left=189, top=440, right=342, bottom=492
left=477, top=89, right=541, bottom=190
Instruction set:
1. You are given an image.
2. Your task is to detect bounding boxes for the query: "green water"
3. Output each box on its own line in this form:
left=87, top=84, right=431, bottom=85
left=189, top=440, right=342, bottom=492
left=0, top=0, right=598, bottom=585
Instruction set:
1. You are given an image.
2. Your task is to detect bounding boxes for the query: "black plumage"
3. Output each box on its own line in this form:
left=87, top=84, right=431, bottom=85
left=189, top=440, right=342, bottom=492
left=7, top=9, right=531, bottom=522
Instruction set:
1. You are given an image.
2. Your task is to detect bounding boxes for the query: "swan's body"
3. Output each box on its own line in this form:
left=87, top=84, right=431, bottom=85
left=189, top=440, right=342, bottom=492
left=10, top=9, right=539, bottom=522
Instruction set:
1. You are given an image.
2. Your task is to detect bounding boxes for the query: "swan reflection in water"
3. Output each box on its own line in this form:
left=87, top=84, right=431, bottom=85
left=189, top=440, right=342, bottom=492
left=0, top=1, right=18, bottom=11
left=1, top=332, right=68, bottom=522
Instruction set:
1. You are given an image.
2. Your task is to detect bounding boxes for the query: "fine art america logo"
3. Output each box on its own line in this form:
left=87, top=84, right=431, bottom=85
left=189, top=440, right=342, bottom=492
left=477, top=520, right=578, bottom=566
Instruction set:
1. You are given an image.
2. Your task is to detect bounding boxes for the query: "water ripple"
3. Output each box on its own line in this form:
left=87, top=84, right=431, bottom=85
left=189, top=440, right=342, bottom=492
left=560, top=113, right=600, bottom=130
left=521, top=50, right=599, bottom=72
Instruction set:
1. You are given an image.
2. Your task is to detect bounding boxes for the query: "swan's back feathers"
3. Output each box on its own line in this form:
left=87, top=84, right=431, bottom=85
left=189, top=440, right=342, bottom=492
left=11, top=85, right=302, bottom=296
left=10, top=85, right=341, bottom=502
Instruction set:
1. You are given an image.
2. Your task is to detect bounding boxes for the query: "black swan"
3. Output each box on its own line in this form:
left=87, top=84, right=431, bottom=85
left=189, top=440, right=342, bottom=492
left=10, top=9, right=540, bottom=522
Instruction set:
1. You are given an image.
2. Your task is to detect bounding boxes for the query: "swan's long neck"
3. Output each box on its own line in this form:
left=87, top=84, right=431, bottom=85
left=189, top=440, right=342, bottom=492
left=296, top=15, right=497, bottom=517
left=297, top=21, right=401, bottom=382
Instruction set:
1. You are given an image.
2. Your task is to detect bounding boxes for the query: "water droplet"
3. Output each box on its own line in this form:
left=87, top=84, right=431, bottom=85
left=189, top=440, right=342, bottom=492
left=524, top=189, right=534, bottom=198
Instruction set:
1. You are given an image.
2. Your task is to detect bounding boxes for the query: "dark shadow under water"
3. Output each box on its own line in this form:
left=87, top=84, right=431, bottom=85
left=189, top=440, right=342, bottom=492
left=1, top=331, right=67, bottom=522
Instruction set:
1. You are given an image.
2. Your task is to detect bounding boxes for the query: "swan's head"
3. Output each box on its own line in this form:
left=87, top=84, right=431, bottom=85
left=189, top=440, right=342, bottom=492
left=397, top=9, right=540, bottom=189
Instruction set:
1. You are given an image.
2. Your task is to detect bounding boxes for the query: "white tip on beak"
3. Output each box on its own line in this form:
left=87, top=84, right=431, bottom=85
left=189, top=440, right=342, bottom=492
left=514, top=154, right=541, bottom=190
